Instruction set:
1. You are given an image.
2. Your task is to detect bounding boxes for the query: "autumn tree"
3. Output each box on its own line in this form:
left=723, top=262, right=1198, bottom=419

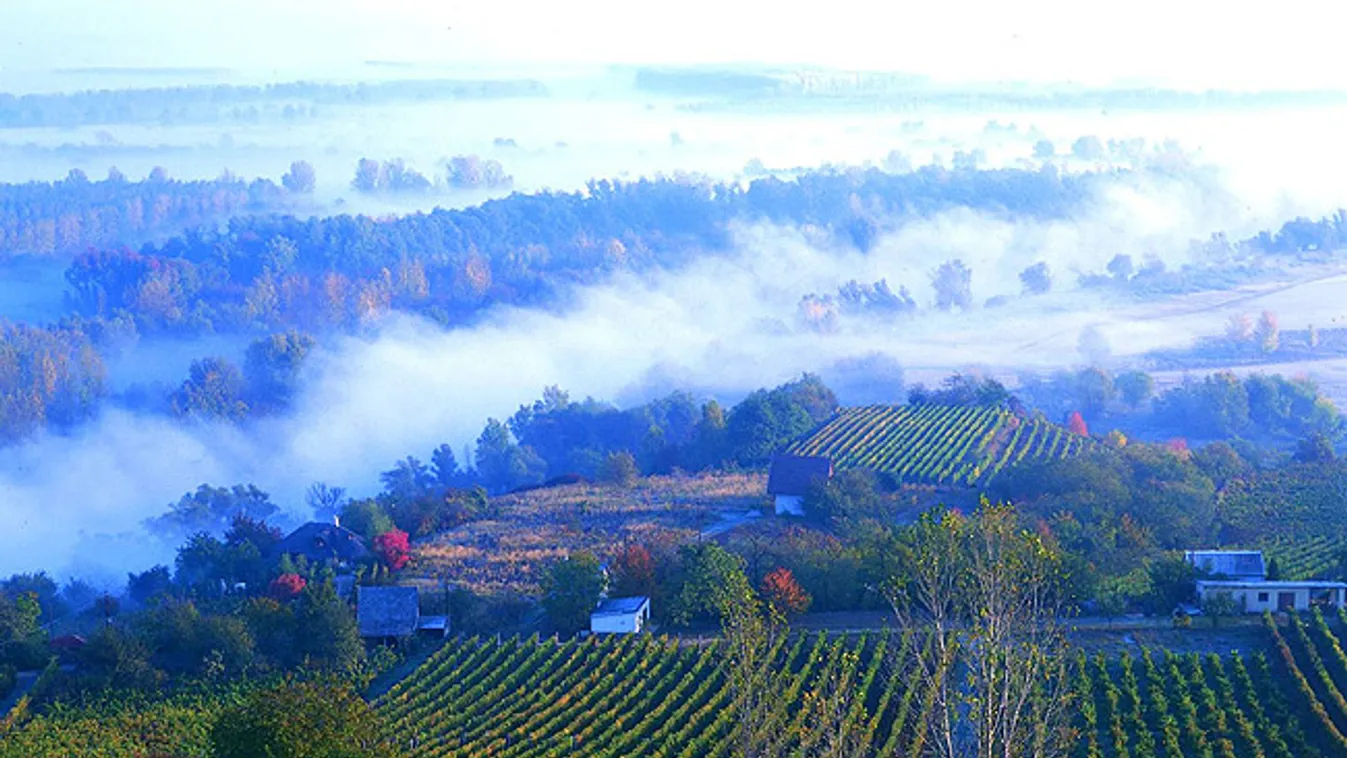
left=610, top=543, right=657, bottom=598
left=373, top=529, right=411, bottom=571
left=1067, top=411, right=1089, bottom=436
left=759, top=567, right=811, bottom=617
left=542, top=551, right=606, bottom=635
left=269, top=573, right=306, bottom=601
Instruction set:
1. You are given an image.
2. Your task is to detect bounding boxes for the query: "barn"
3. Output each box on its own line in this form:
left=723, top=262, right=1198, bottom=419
left=766, top=454, right=833, bottom=516
left=590, top=596, right=651, bottom=635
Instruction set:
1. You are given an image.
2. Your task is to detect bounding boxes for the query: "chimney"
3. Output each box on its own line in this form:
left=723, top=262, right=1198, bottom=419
left=333, top=514, right=341, bottom=528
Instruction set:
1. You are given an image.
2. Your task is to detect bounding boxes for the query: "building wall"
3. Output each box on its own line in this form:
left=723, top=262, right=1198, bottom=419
left=775, top=495, right=804, bottom=516
left=1198, top=584, right=1345, bottom=613
left=592, top=612, right=641, bottom=634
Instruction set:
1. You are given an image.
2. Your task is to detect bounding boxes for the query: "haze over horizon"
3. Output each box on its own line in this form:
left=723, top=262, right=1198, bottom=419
left=2, top=0, right=1345, bottom=92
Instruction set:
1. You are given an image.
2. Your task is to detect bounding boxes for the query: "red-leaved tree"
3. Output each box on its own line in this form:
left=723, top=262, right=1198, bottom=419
left=374, top=529, right=411, bottom=571
left=610, top=543, right=656, bottom=598
left=760, top=567, right=811, bottom=617
left=1067, top=411, right=1089, bottom=436
left=269, top=572, right=306, bottom=601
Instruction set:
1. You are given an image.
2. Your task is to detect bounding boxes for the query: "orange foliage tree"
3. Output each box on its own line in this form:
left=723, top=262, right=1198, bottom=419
left=760, top=567, right=811, bottom=617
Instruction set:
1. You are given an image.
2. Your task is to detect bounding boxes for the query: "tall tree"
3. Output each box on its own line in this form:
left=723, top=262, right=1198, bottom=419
left=886, top=502, right=1073, bottom=758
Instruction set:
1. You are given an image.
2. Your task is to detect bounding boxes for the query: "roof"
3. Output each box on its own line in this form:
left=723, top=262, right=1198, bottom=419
left=592, top=596, right=650, bottom=617
left=274, top=522, right=370, bottom=564
left=766, top=454, right=833, bottom=496
left=1198, top=580, right=1347, bottom=589
left=357, top=585, right=420, bottom=638
left=1184, top=550, right=1266, bottom=580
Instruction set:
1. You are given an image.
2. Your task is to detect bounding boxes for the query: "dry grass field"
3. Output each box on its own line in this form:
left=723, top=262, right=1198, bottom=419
left=409, top=472, right=767, bottom=596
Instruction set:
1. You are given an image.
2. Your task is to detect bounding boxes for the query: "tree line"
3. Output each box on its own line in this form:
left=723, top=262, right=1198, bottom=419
left=0, top=77, right=548, bottom=129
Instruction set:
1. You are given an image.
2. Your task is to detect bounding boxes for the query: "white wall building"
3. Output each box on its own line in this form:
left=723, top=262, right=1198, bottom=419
left=1197, top=580, right=1347, bottom=613
left=590, top=596, right=651, bottom=634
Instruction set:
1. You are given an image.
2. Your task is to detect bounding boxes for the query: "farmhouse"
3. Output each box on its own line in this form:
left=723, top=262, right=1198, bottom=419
left=1186, top=549, right=1347, bottom=612
left=273, top=521, right=370, bottom=568
left=766, top=454, right=833, bottom=516
left=590, top=596, right=651, bottom=634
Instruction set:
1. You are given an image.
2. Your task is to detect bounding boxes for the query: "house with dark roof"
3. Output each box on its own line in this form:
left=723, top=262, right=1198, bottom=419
left=766, top=454, right=833, bottom=516
left=590, top=596, right=651, bottom=634
left=1184, top=550, right=1266, bottom=580
left=273, top=522, right=369, bottom=568
left=357, top=585, right=420, bottom=639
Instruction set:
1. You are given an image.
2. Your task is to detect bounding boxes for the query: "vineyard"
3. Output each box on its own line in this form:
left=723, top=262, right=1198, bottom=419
left=1254, top=535, right=1347, bottom=581
left=1072, top=608, right=1347, bottom=758
left=375, top=630, right=961, bottom=757
left=786, top=404, right=1092, bottom=487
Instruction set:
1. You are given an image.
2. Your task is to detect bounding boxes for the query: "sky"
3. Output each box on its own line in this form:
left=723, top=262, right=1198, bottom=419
left=1, top=0, right=1345, bottom=91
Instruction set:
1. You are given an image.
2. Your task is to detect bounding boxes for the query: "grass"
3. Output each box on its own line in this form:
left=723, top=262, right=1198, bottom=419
left=409, top=472, right=766, bottom=596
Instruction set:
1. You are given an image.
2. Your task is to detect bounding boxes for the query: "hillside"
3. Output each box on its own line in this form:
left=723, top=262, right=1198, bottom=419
left=787, top=403, right=1092, bottom=487
left=411, top=473, right=765, bottom=597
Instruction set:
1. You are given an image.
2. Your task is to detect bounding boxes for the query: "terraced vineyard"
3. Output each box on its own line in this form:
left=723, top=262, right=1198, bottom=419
left=376, top=630, right=944, bottom=757
left=786, top=403, right=1091, bottom=487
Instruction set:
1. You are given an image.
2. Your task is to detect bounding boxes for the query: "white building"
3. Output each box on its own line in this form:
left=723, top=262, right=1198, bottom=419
left=766, top=454, right=833, bottom=516
left=1197, top=580, right=1347, bottom=613
left=1185, top=548, right=1347, bottom=613
left=590, top=596, right=651, bottom=634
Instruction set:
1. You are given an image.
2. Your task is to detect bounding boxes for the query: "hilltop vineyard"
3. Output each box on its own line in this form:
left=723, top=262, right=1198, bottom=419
left=786, top=404, right=1091, bottom=487
left=376, top=630, right=957, bottom=757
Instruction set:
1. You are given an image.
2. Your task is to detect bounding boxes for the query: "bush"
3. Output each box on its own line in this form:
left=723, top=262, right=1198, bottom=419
left=597, top=451, right=639, bottom=487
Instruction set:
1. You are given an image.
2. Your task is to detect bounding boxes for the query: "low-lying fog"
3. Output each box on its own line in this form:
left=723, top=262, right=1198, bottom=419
left=4, top=30, right=1347, bottom=583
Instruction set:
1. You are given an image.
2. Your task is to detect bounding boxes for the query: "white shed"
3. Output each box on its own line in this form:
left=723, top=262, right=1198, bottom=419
left=590, top=596, right=651, bottom=634
left=1196, top=579, right=1347, bottom=613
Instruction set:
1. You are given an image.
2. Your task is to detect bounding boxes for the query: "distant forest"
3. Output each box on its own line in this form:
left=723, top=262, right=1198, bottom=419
left=0, top=78, right=548, bottom=129
left=634, top=66, right=1347, bottom=112
left=0, top=168, right=293, bottom=257
left=4, top=161, right=1347, bottom=445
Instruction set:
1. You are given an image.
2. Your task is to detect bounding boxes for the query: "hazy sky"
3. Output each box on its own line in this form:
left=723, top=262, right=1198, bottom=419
left=1, top=0, right=1344, bottom=90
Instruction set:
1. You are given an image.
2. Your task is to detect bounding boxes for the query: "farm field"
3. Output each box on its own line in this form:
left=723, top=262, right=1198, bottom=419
left=787, top=403, right=1091, bottom=487
left=411, top=473, right=765, bottom=596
